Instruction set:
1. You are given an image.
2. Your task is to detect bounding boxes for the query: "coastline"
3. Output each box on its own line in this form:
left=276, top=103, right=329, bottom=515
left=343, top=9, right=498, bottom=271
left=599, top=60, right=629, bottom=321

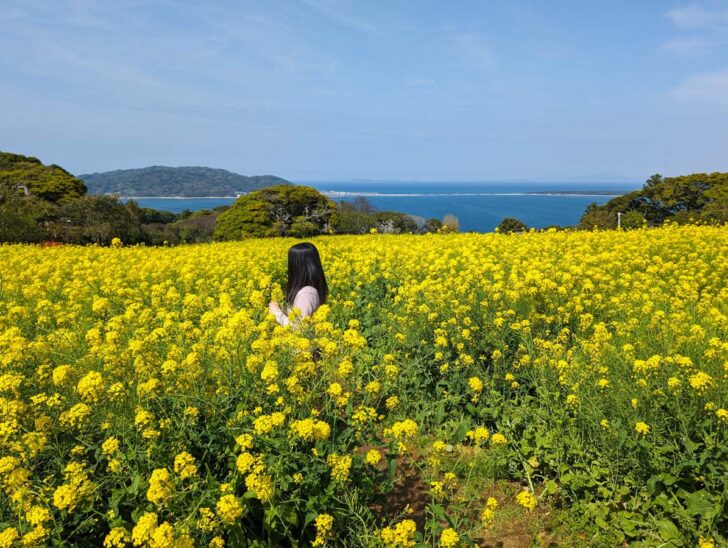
left=120, top=191, right=625, bottom=199
left=120, top=196, right=239, bottom=199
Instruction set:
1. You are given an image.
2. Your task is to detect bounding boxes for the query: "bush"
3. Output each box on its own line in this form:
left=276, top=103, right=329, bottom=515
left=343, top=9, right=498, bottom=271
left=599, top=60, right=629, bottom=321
left=621, top=210, right=645, bottom=229
left=442, top=214, right=460, bottom=233
left=372, top=212, right=418, bottom=234
left=421, top=218, right=443, bottom=233
left=496, top=217, right=527, bottom=234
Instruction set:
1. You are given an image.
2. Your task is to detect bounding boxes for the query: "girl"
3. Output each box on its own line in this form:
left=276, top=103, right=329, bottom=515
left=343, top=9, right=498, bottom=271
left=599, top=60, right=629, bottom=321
left=269, top=242, right=328, bottom=327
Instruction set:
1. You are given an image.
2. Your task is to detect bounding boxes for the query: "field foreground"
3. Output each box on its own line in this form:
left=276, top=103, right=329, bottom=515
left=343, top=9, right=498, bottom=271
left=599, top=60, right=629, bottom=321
left=0, top=225, right=726, bottom=547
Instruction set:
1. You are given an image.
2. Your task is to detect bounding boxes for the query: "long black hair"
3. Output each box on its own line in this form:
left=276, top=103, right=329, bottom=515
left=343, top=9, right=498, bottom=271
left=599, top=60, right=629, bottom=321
left=286, top=242, right=328, bottom=305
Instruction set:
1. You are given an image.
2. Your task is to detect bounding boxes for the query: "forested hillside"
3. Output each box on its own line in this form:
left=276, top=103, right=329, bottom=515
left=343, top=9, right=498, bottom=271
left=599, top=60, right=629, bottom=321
left=80, top=166, right=291, bottom=196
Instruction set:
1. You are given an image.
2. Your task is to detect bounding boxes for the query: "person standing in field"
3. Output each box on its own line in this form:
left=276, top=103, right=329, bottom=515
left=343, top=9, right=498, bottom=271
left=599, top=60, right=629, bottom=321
left=269, top=242, right=328, bottom=327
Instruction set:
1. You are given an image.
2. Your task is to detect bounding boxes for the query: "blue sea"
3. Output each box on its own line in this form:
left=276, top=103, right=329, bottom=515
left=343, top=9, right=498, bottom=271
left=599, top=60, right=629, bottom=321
left=127, top=181, right=640, bottom=232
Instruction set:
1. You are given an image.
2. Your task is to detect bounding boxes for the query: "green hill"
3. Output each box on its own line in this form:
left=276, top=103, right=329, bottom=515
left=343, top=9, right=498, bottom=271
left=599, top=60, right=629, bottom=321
left=0, top=151, right=86, bottom=202
left=79, top=166, right=291, bottom=197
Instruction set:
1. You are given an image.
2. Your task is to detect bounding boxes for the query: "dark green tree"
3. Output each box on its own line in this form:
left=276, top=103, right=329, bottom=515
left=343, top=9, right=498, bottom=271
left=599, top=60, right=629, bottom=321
left=0, top=186, right=50, bottom=242
left=621, top=210, right=645, bottom=229
left=214, top=185, right=335, bottom=240
left=421, top=218, right=443, bottom=233
left=496, top=217, right=527, bottom=234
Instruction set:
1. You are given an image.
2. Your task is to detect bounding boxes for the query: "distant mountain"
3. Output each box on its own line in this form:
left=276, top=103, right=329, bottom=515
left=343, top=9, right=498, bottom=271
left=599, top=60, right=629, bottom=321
left=79, top=166, right=291, bottom=197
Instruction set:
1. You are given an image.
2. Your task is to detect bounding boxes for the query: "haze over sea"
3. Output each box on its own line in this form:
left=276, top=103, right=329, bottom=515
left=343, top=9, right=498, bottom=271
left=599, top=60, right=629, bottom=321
left=130, top=181, right=640, bottom=232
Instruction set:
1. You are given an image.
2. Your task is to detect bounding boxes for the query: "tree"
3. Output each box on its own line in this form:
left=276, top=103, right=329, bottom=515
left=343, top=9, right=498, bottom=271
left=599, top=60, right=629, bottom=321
left=0, top=151, right=86, bottom=202
left=578, top=202, right=617, bottom=230
left=442, top=214, right=460, bottom=233
left=621, top=210, right=645, bottom=229
left=645, top=173, right=663, bottom=188
left=56, top=195, right=144, bottom=245
left=214, top=185, right=335, bottom=240
left=0, top=186, right=50, bottom=242
left=421, top=218, right=443, bottom=233
left=372, top=211, right=418, bottom=234
left=578, top=172, right=728, bottom=229
left=496, top=217, right=527, bottom=234
left=350, top=196, right=376, bottom=214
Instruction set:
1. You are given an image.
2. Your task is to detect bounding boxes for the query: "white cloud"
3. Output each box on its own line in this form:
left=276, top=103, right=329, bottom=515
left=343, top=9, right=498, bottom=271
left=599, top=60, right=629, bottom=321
left=669, top=69, right=728, bottom=107
left=666, top=5, right=728, bottom=30
left=663, top=4, right=728, bottom=56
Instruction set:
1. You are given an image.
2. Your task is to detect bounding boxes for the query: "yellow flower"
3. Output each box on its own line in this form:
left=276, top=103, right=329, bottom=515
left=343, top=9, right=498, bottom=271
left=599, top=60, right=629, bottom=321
left=491, top=433, right=507, bottom=445
left=102, top=436, right=120, bottom=456
left=388, top=419, right=418, bottom=440
left=209, top=537, right=225, bottom=548
left=516, top=490, right=537, bottom=511
left=688, top=371, right=713, bottom=393
left=53, top=483, right=79, bottom=511
left=197, top=508, right=218, bottom=533
left=216, top=494, right=244, bottom=524
left=326, top=454, right=352, bottom=482
left=465, top=426, right=490, bottom=444
left=25, top=505, right=51, bottom=526
left=468, top=377, right=483, bottom=392
left=635, top=422, right=650, bottom=435
left=312, top=513, right=334, bottom=546
left=290, top=418, right=331, bottom=442
left=481, top=497, right=498, bottom=526
left=103, top=527, right=131, bottom=548
left=147, top=468, right=174, bottom=506
left=0, top=528, right=20, bottom=548
left=60, top=403, right=92, bottom=428
left=174, top=451, right=198, bottom=480
left=440, top=528, right=459, bottom=547
left=131, top=512, right=158, bottom=546
left=365, top=449, right=382, bottom=465
left=245, top=472, right=275, bottom=502
left=380, top=519, right=417, bottom=547
left=235, top=433, right=253, bottom=450
left=76, top=371, right=104, bottom=403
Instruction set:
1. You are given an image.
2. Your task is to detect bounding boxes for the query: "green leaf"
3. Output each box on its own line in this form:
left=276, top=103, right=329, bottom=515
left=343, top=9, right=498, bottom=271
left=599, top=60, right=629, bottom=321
left=684, top=490, right=717, bottom=518
left=654, top=519, right=681, bottom=543
left=388, top=457, right=397, bottom=483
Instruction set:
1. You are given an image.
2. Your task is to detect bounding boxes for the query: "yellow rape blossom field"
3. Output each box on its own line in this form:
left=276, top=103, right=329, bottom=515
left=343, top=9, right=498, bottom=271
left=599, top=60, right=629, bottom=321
left=0, top=224, right=727, bottom=547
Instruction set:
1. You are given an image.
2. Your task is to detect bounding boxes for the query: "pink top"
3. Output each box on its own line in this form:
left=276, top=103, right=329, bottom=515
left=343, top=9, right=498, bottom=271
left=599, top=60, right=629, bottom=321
left=273, top=286, right=321, bottom=326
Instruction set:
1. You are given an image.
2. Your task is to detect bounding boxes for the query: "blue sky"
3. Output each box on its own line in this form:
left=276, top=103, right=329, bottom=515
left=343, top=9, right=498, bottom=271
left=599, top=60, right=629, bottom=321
left=1, top=1, right=727, bottom=182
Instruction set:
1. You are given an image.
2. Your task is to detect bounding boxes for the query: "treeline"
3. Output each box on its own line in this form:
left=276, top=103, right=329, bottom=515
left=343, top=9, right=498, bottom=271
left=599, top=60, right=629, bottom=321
left=212, top=185, right=460, bottom=240
left=3, top=151, right=726, bottom=245
left=578, top=172, right=728, bottom=229
left=0, top=185, right=228, bottom=246
left=1, top=152, right=461, bottom=245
